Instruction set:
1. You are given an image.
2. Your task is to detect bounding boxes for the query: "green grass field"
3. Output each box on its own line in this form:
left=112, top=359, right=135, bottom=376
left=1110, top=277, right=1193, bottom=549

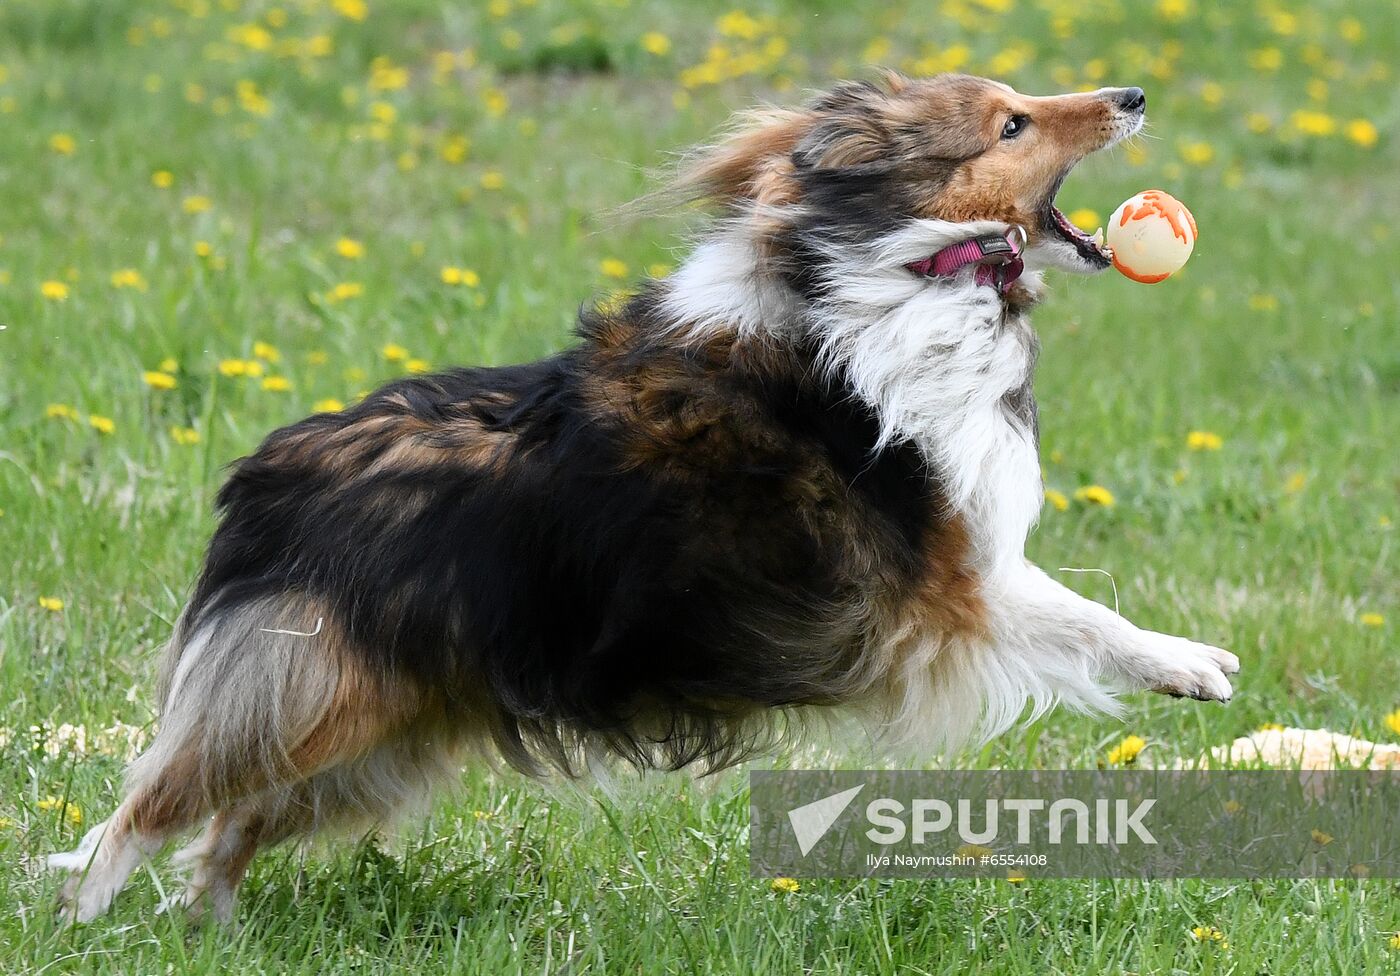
left=1, top=0, right=1397, bottom=971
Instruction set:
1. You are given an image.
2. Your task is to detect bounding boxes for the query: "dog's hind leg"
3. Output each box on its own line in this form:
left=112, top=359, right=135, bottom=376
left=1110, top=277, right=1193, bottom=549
left=47, top=751, right=207, bottom=923
left=49, top=598, right=433, bottom=922
left=169, top=723, right=461, bottom=924
left=164, top=794, right=307, bottom=925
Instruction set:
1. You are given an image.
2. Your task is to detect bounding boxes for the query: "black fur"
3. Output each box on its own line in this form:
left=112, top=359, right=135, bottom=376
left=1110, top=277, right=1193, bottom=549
left=186, top=295, right=942, bottom=773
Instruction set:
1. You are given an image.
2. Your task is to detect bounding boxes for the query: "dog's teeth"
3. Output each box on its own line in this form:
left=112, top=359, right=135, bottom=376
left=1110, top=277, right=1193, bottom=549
left=1091, top=228, right=1104, bottom=248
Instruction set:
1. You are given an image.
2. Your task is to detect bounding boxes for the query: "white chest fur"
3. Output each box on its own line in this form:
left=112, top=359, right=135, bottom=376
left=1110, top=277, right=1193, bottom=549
left=804, top=221, right=1046, bottom=577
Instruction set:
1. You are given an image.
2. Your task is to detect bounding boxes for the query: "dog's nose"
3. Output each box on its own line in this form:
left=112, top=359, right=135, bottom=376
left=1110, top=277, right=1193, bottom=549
left=1113, top=87, right=1147, bottom=113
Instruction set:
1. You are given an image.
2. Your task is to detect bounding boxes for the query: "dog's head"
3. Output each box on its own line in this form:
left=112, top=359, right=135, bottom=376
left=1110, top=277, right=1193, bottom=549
left=683, top=73, right=1145, bottom=274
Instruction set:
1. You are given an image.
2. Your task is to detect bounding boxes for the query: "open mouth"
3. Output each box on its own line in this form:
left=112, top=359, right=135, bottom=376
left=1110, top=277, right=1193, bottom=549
left=1037, top=163, right=1113, bottom=268
left=1043, top=199, right=1112, bottom=268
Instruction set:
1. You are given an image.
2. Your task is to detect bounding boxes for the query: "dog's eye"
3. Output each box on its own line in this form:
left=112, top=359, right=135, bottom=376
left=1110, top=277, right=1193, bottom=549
left=1001, top=115, right=1029, bottom=139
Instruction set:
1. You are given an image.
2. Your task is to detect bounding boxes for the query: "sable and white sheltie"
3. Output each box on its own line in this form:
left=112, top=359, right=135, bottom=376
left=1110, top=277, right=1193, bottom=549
left=52, top=73, right=1238, bottom=922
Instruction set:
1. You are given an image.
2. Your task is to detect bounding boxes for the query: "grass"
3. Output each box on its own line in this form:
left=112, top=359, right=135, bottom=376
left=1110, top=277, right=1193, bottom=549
left=0, top=0, right=1396, bottom=971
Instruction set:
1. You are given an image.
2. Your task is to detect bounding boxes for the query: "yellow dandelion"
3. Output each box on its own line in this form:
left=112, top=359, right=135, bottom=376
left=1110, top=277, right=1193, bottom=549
left=335, top=237, right=365, bottom=259
left=261, top=376, right=292, bottom=392
left=194, top=241, right=214, bottom=258
left=1074, top=485, right=1116, bottom=508
left=1005, top=870, right=1027, bottom=884
left=327, top=282, right=363, bottom=302
left=1344, top=119, right=1378, bottom=148
left=158, top=357, right=178, bottom=373
left=307, top=350, right=329, bottom=366
left=169, top=426, right=201, bottom=445
left=110, top=268, right=147, bottom=290
left=182, top=195, right=213, bottom=214
left=37, top=796, right=83, bottom=825
left=1186, top=430, right=1223, bottom=451
left=88, top=414, right=115, bottom=435
left=1389, top=933, right=1400, bottom=951
left=1290, top=110, right=1336, bottom=137
left=1044, top=488, right=1069, bottom=512
left=313, top=398, right=345, bottom=413
left=369, top=59, right=409, bottom=92
left=1155, top=0, right=1191, bottom=21
left=40, top=280, right=70, bottom=301
left=1248, top=293, right=1279, bottom=312
left=46, top=403, right=79, bottom=421
left=1311, top=828, right=1333, bottom=846
left=39, top=596, right=65, bottom=612
left=1248, top=47, right=1283, bottom=72
left=368, top=101, right=396, bottom=126
left=647, top=262, right=672, bottom=278
left=1107, top=734, right=1146, bottom=766
left=382, top=343, right=409, bottom=362
left=1190, top=926, right=1229, bottom=949
left=219, top=359, right=248, bottom=377
left=1246, top=112, right=1273, bottom=134
left=482, top=88, right=508, bottom=118
left=1283, top=472, right=1308, bottom=494
left=333, top=0, right=368, bottom=20
left=1179, top=141, right=1214, bottom=166
left=1360, top=613, right=1385, bottom=628
left=769, top=877, right=800, bottom=894
left=718, top=10, right=765, bottom=39
left=641, top=32, right=671, bottom=56
left=442, top=267, right=482, bottom=287
left=152, top=170, right=174, bottom=188
left=1223, top=800, right=1243, bottom=815
left=600, top=258, right=629, bottom=279
left=142, top=370, right=177, bottom=390
left=406, top=359, right=430, bottom=374
left=252, top=340, right=280, bottom=362
left=440, top=135, right=470, bottom=164
left=480, top=170, right=505, bottom=191
left=1067, top=209, right=1100, bottom=231
left=49, top=133, right=77, bottom=155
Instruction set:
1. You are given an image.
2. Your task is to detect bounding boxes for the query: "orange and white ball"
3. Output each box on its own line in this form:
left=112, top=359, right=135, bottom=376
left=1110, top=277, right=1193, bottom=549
left=1105, top=190, right=1197, bottom=284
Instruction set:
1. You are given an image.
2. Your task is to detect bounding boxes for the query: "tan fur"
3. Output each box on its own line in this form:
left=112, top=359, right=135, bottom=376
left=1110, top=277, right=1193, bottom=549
left=54, top=597, right=467, bottom=922
left=678, top=107, right=811, bottom=208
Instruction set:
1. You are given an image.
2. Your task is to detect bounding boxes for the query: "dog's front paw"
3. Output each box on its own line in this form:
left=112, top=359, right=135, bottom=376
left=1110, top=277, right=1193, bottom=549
left=1135, top=634, right=1239, bottom=702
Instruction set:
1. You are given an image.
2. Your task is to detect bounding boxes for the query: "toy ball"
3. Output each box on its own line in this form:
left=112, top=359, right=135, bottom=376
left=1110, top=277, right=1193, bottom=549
left=1105, top=190, right=1198, bottom=283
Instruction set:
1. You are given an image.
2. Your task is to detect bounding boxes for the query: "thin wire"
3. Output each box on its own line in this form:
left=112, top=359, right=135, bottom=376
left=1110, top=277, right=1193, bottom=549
left=1058, top=567, right=1120, bottom=615
left=259, top=617, right=324, bottom=637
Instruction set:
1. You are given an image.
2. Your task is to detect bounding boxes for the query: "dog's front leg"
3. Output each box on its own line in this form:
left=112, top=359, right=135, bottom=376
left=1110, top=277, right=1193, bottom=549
left=996, top=563, right=1239, bottom=702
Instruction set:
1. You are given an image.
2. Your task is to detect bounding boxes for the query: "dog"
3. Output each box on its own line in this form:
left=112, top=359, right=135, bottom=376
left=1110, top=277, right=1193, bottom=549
left=51, top=72, right=1238, bottom=923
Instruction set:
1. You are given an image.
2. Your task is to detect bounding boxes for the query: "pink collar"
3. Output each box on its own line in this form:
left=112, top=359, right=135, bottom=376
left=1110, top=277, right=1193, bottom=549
left=906, top=228, right=1025, bottom=296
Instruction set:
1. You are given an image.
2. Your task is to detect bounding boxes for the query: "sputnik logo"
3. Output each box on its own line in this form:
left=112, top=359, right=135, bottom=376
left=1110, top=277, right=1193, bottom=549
left=787, top=784, right=864, bottom=856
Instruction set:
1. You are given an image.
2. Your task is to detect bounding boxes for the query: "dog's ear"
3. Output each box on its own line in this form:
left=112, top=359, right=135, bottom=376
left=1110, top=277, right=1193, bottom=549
left=794, top=82, right=892, bottom=171
left=676, top=108, right=810, bottom=210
